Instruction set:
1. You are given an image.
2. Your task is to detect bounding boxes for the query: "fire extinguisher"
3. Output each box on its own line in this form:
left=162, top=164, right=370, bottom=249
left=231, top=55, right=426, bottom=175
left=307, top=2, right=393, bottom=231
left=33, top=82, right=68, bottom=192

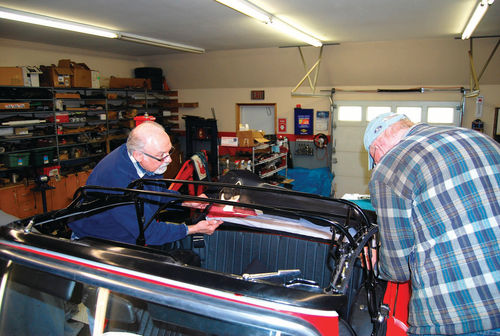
left=472, top=119, right=484, bottom=132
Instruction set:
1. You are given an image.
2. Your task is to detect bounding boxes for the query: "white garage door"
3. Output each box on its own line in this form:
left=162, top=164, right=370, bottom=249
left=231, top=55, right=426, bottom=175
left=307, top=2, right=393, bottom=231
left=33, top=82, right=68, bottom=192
left=333, top=100, right=462, bottom=198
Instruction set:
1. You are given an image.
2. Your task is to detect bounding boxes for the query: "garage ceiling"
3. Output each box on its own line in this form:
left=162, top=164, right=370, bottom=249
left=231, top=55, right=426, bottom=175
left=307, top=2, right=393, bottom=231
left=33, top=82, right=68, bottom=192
left=0, top=0, right=499, bottom=56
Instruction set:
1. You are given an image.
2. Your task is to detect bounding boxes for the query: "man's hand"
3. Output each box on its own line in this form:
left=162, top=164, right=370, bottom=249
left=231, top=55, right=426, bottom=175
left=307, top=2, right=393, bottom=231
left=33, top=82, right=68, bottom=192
left=182, top=193, right=210, bottom=209
left=187, top=219, right=223, bottom=235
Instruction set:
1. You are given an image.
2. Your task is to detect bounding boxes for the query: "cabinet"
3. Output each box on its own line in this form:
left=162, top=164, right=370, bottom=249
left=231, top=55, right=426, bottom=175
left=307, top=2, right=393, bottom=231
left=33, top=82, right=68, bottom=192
left=184, top=116, right=218, bottom=177
left=0, top=171, right=90, bottom=218
left=218, top=142, right=287, bottom=180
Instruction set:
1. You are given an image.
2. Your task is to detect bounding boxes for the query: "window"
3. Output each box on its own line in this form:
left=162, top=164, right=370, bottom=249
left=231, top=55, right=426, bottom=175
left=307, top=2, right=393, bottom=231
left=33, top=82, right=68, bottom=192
left=396, top=107, right=422, bottom=122
left=366, top=106, right=391, bottom=121
left=427, top=107, right=455, bottom=124
left=336, top=101, right=460, bottom=126
left=338, top=106, right=362, bottom=121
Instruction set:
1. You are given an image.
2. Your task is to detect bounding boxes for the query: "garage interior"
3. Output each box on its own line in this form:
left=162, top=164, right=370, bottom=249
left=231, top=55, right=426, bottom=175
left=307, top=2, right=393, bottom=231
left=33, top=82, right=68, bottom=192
left=0, top=0, right=499, bottom=219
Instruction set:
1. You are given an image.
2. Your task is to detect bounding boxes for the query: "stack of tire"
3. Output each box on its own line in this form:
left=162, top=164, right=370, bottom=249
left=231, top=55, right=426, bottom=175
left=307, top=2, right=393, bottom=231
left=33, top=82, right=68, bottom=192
left=134, top=67, right=164, bottom=91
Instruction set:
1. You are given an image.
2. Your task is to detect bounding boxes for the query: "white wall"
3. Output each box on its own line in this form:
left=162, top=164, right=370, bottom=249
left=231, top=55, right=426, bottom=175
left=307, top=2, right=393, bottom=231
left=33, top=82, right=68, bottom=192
left=0, top=38, right=145, bottom=82
left=2, top=37, right=499, bottom=197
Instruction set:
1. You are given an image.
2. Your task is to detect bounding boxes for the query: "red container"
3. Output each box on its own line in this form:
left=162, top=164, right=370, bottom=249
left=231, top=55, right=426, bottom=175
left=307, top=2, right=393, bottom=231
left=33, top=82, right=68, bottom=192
left=133, top=115, right=156, bottom=126
left=47, top=112, right=69, bottom=123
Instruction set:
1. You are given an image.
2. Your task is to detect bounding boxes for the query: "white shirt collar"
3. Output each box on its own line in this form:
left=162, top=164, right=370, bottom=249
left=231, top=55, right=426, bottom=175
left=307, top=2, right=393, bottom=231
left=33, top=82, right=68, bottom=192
left=128, top=151, right=146, bottom=178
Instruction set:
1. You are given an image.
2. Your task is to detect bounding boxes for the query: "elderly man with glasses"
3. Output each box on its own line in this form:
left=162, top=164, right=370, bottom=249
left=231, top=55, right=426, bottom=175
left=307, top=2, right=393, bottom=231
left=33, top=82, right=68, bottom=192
left=69, top=121, right=221, bottom=246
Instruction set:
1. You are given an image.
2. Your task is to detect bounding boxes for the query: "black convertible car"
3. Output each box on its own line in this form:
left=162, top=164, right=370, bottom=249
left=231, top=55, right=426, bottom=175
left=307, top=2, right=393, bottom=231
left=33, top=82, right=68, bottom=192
left=0, top=172, right=389, bottom=336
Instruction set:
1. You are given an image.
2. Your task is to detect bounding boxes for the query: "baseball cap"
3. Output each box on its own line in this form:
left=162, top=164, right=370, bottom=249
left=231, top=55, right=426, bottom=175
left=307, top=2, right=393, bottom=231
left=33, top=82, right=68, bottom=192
left=364, top=113, right=407, bottom=169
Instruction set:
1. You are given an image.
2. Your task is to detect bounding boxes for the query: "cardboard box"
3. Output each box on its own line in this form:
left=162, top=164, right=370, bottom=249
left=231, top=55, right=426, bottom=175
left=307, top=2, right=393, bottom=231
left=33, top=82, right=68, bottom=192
left=21, top=66, right=42, bottom=87
left=237, top=130, right=269, bottom=147
left=70, top=63, right=91, bottom=88
left=0, top=102, right=30, bottom=109
left=109, top=76, right=152, bottom=89
left=14, top=127, right=29, bottom=135
left=55, top=93, right=81, bottom=99
left=40, top=65, right=72, bottom=87
left=0, top=67, right=23, bottom=86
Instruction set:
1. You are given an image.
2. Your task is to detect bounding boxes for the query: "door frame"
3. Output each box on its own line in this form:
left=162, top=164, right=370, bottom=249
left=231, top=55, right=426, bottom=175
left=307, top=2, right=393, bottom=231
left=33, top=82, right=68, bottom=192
left=235, top=103, right=277, bottom=134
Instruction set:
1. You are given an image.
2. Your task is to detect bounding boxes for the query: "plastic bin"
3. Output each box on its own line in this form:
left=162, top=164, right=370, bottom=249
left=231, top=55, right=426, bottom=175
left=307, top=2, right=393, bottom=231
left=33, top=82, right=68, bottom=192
left=32, top=150, right=54, bottom=166
left=5, top=153, right=30, bottom=167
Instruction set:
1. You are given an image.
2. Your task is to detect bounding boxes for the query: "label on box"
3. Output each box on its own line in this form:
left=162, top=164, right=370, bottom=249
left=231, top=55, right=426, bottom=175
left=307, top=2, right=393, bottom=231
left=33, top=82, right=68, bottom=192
left=221, top=137, right=238, bottom=147
left=0, top=102, right=30, bottom=109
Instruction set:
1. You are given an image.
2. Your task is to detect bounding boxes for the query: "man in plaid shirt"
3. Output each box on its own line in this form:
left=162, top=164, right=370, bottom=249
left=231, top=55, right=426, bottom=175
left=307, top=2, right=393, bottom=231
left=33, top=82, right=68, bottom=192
left=364, top=113, right=500, bottom=335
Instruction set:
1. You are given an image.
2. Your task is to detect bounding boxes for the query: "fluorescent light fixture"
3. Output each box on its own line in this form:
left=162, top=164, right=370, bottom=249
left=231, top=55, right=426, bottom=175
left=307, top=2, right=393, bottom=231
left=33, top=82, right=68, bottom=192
left=461, top=0, right=495, bottom=39
left=0, top=6, right=205, bottom=53
left=118, top=33, right=205, bottom=54
left=215, top=0, right=322, bottom=47
left=215, top=0, right=270, bottom=23
left=0, top=6, right=118, bottom=38
left=269, top=18, right=322, bottom=47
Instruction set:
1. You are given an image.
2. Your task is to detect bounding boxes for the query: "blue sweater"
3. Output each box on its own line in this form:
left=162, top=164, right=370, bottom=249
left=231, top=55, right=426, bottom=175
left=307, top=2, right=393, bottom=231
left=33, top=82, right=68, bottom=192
left=69, top=144, right=187, bottom=245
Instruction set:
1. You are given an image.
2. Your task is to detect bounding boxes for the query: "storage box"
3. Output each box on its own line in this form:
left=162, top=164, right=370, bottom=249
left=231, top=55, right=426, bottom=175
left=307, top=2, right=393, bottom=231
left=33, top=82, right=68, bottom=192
left=40, top=65, right=72, bottom=87
left=5, top=153, right=30, bottom=167
left=237, top=130, right=269, bottom=147
left=21, top=66, right=42, bottom=87
left=0, top=127, right=13, bottom=136
left=57, top=59, right=92, bottom=88
left=109, top=76, right=152, bottom=89
left=39, top=165, right=61, bottom=177
left=32, top=150, right=54, bottom=166
left=55, top=93, right=81, bottom=99
left=0, top=67, right=23, bottom=86
left=71, top=64, right=91, bottom=88
left=14, top=127, right=29, bottom=135
left=47, top=112, right=69, bottom=123
left=0, top=102, right=30, bottom=109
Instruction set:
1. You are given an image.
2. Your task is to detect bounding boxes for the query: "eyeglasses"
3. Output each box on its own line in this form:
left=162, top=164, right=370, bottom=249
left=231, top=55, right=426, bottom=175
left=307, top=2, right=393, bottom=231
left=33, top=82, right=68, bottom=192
left=141, top=148, right=174, bottom=162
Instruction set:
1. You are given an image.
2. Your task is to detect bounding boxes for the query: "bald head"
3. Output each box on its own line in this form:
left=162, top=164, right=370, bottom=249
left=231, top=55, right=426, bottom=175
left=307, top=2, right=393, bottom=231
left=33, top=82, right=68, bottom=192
left=126, top=121, right=173, bottom=174
left=127, top=121, right=169, bottom=154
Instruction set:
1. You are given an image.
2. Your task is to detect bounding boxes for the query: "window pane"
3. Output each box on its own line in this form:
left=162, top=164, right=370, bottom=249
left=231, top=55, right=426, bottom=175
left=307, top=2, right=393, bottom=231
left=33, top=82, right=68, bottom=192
left=338, top=106, right=362, bottom=121
left=396, top=107, right=422, bottom=122
left=428, top=107, right=454, bottom=124
left=366, top=106, right=391, bottom=121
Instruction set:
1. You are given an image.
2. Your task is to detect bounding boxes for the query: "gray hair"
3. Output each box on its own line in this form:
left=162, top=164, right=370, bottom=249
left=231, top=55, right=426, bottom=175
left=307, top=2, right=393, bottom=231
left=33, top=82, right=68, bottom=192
left=126, top=121, right=165, bottom=155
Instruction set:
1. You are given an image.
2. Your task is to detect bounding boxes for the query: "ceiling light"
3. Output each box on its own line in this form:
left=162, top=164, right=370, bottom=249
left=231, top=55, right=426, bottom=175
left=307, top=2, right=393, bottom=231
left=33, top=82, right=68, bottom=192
left=118, top=33, right=205, bottom=54
left=215, top=0, right=270, bottom=23
left=0, top=6, right=205, bottom=53
left=461, top=0, right=495, bottom=40
left=0, top=6, right=118, bottom=38
left=215, top=0, right=322, bottom=47
left=268, top=19, right=322, bottom=47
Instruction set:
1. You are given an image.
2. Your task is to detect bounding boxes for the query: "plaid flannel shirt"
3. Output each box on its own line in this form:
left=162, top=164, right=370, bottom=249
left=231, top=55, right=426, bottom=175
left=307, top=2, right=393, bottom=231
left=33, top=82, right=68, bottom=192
left=369, top=124, right=500, bottom=335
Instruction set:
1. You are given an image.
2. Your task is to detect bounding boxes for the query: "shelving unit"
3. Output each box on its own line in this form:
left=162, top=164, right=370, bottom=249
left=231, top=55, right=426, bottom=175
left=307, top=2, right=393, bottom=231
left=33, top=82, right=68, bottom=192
left=218, top=142, right=287, bottom=180
left=0, top=85, right=197, bottom=187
